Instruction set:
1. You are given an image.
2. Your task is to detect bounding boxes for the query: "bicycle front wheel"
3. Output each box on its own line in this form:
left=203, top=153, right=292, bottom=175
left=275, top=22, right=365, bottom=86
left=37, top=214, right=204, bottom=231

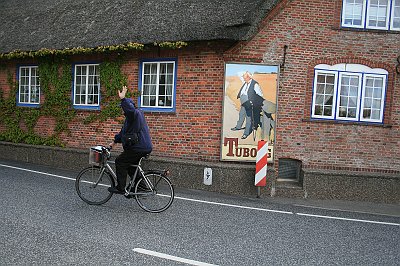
left=135, top=172, right=174, bottom=213
left=75, top=166, right=114, bottom=205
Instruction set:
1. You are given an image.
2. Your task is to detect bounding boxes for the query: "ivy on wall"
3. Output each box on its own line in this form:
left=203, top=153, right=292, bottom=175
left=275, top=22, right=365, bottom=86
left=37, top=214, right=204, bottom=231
left=0, top=70, right=63, bottom=146
left=83, top=60, right=130, bottom=124
left=0, top=41, right=187, bottom=60
left=0, top=41, right=188, bottom=146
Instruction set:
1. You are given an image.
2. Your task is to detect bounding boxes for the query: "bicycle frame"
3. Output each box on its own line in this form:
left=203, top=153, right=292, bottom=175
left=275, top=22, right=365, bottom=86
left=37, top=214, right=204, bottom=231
left=98, top=157, right=154, bottom=197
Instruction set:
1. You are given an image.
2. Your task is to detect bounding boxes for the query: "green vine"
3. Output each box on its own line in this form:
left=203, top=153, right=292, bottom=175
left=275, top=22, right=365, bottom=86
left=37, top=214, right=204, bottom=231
left=83, top=60, right=130, bottom=124
left=0, top=41, right=188, bottom=61
left=0, top=42, right=145, bottom=60
left=0, top=41, right=188, bottom=146
left=0, top=70, right=63, bottom=146
left=38, top=59, right=75, bottom=133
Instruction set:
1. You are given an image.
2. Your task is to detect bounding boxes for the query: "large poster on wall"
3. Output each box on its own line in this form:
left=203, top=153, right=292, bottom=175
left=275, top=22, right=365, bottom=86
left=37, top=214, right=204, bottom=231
left=221, top=63, right=279, bottom=162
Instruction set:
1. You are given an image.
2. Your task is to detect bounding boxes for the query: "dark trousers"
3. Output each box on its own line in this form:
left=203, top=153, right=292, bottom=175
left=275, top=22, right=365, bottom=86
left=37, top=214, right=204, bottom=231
left=115, top=150, right=147, bottom=191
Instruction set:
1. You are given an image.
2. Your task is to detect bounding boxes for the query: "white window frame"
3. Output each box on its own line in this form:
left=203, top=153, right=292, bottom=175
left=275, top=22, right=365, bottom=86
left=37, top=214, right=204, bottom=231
left=139, top=59, right=176, bottom=112
left=341, top=0, right=399, bottom=30
left=312, top=64, right=388, bottom=124
left=18, top=66, right=40, bottom=106
left=73, top=63, right=100, bottom=109
left=390, top=0, right=400, bottom=31
left=312, top=70, right=338, bottom=119
left=366, top=0, right=391, bottom=30
left=336, top=72, right=362, bottom=121
left=360, top=74, right=387, bottom=122
left=342, top=0, right=366, bottom=28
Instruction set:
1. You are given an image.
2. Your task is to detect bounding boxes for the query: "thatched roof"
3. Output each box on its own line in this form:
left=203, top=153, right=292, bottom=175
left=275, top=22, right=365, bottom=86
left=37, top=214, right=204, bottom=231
left=0, top=0, right=279, bottom=54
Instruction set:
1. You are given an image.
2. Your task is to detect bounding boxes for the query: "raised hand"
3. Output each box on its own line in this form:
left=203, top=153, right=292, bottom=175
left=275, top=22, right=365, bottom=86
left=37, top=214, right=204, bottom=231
left=118, top=86, right=128, bottom=99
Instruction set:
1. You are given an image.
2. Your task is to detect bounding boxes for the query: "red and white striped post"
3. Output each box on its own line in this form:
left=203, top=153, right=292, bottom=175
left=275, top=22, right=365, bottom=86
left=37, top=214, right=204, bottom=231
left=255, top=140, right=268, bottom=197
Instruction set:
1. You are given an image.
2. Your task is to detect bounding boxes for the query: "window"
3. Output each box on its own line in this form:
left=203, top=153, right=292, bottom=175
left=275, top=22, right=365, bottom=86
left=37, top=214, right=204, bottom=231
left=341, top=0, right=400, bottom=31
left=312, top=64, right=387, bottom=123
left=73, top=64, right=100, bottom=109
left=391, top=0, right=400, bottom=29
left=139, top=59, right=177, bottom=112
left=18, top=66, right=40, bottom=106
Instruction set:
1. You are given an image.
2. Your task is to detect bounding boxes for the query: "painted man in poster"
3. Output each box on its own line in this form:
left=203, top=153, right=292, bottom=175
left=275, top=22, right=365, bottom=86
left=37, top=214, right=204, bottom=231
left=221, top=63, right=278, bottom=162
left=231, top=71, right=264, bottom=139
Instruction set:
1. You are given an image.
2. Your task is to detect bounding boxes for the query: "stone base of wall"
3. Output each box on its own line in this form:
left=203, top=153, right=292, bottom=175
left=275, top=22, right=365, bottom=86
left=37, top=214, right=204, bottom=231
left=0, top=141, right=271, bottom=198
left=303, top=169, right=400, bottom=204
left=0, top=142, right=398, bottom=203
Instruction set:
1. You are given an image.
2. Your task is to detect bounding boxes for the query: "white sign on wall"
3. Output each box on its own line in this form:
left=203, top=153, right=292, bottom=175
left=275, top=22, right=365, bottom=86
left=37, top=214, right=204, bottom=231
left=203, top=168, right=212, bottom=186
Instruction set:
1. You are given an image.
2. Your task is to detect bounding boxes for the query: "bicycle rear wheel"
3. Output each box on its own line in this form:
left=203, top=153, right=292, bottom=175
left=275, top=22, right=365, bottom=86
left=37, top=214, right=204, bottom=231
left=135, top=172, right=174, bottom=213
left=75, top=166, right=114, bottom=205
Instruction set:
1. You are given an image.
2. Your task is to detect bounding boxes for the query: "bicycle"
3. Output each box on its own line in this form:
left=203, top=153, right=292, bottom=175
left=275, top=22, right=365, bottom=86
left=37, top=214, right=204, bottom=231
left=75, top=145, right=174, bottom=213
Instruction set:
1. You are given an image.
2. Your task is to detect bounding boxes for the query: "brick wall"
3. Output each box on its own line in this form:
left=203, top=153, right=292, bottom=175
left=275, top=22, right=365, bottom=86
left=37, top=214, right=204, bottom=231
left=225, top=0, right=400, bottom=173
left=1, top=0, right=399, bottom=175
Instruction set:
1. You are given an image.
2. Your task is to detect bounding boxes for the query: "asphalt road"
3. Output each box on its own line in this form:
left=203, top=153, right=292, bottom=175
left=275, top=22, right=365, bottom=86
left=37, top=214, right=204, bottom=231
left=1, top=159, right=399, bottom=266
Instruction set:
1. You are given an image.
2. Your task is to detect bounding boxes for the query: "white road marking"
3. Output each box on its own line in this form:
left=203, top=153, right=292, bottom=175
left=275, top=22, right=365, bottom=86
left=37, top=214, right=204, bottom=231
left=1, top=163, right=399, bottom=226
left=0, top=163, right=76, bottom=181
left=294, top=204, right=400, bottom=218
left=296, top=213, right=400, bottom=226
left=174, top=195, right=293, bottom=214
left=133, top=248, right=218, bottom=266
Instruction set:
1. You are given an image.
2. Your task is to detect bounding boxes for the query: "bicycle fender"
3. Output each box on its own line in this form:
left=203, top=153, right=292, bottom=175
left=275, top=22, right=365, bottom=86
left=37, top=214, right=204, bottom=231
left=145, top=169, right=170, bottom=176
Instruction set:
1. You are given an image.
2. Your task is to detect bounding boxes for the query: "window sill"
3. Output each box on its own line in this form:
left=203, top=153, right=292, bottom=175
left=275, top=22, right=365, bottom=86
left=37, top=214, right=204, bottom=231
left=302, top=118, right=392, bottom=128
left=332, top=26, right=400, bottom=34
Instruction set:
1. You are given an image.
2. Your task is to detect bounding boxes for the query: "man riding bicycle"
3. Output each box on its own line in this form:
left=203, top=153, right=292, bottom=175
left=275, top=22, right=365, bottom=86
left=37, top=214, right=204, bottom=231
left=108, top=86, right=153, bottom=194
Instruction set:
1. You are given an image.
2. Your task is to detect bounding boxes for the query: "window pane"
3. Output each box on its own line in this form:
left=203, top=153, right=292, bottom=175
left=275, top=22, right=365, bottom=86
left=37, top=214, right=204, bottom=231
left=364, top=98, right=372, bottom=108
left=313, top=73, right=335, bottom=117
left=349, top=87, right=358, bottom=97
left=142, top=96, right=150, bottom=106
left=348, top=108, right=357, bottom=118
left=325, top=95, right=333, bottom=105
left=315, top=105, right=323, bottom=115
left=159, top=85, right=165, bottom=95
left=167, top=74, right=173, bottom=84
left=167, top=63, right=173, bottom=73
left=372, top=99, right=381, bottom=108
left=158, top=96, right=166, bottom=106
left=343, top=0, right=364, bottom=26
left=362, top=76, right=384, bottom=121
left=150, top=85, right=157, bottom=95
left=368, top=0, right=389, bottom=28
left=166, top=96, right=172, bottom=107
left=316, top=84, right=325, bottom=94
left=143, top=84, right=150, bottom=95
left=150, top=96, right=156, bottom=106
left=371, top=109, right=380, bottom=119
left=166, top=85, right=173, bottom=95
left=349, top=96, right=358, bottom=107
left=323, top=106, right=332, bottom=116
left=159, top=74, right=166, bottom=84
left=340, top=96, right=348, bottom=106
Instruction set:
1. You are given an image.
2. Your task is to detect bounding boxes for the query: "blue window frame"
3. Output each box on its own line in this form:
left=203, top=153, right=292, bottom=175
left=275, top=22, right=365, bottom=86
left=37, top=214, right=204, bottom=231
left=17, top=65, right=40, bottom=107
left=72, top=63, right=100, bottom=110
left=341, top=0, right=400, bottom=31
left=312, top=64, right=388, bottom=123
left=138, top=58, right=177, bottom=112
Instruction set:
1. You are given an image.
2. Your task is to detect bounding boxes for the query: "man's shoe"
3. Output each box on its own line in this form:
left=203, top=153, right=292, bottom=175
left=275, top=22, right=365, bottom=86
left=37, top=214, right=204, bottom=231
left=108, top=187, right=124, bottom=194
left=241, top=134, right=249, bottom=139
left=231, top=127, right=240, bottom=131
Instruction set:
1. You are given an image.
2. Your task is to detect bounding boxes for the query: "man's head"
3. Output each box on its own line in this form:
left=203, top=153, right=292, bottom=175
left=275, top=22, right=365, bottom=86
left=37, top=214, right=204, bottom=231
left=242, top=71, right=252, bottom=83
